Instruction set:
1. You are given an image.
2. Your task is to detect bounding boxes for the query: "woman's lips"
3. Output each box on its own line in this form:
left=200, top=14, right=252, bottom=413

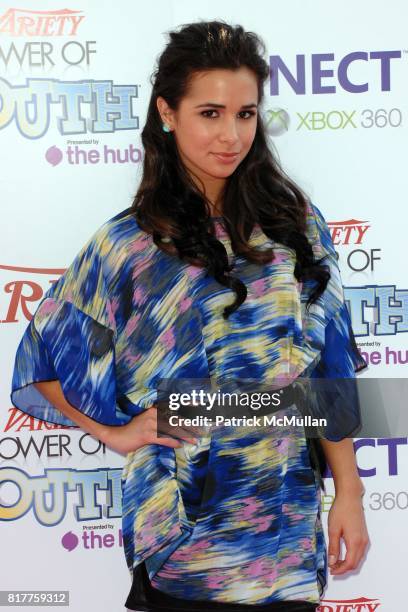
left=212, top=153, right=239, bottom=164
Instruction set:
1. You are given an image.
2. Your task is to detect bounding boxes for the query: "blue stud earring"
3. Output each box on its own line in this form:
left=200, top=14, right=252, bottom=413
left=162, top=123, right=171, bottom=133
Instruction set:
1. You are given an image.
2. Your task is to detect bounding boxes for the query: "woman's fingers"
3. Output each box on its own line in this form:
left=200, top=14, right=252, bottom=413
left=327, top=526, right=341, bottom=569
left=154, top=401, right=207, bottom=437
left=147, top=405, right=200, bottom=444
left=329, top=534, right=368, bottom=575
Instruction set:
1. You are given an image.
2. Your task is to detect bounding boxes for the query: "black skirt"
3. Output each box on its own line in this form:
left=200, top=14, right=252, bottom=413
left=125, top=561, right=320, bottom=612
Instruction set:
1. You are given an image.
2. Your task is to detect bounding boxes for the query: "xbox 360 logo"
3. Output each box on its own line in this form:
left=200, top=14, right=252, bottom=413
left=265, top=108, right=290, bottom=136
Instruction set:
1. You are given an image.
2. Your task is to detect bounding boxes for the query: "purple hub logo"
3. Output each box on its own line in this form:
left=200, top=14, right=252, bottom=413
left=46, top=146, right=63, bottom=166
left=45, top=143, right=142, bottom=165
left=61, top=531, right=79, bottom=551
left=61, top=527, right=123, bottom=550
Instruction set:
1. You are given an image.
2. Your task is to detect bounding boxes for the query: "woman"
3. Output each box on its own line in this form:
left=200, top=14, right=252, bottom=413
left=11, top=20, right=369, bottom=612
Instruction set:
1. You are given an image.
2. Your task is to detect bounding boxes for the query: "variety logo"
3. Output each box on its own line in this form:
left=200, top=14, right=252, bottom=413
left=328, top=218, right=381, bottom=273
left=0, top=263, right=62, bottom=326
left=317, top=597, right=381, bottom=611
left=328, top=219, right=370, bottom=246
left=270, top=51, right=402, bottom=95
left=0, top=77, right=139, bottom=138
left=0, top=8, right=96, bottom=72
left=0, top=8, right=85, bottom=37
left=4, top=407, right=76, bottom=432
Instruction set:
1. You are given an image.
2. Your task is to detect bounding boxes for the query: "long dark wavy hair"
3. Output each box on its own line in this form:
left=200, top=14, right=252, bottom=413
left=130, top=19, right=330, bottom=319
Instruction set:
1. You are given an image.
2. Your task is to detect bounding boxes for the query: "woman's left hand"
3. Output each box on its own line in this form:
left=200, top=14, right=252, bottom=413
left=327, top=486, right=370, bottom=575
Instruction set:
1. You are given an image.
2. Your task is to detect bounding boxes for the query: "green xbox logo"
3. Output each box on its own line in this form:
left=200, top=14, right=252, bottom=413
left=265, top=108, right=290, bottom=136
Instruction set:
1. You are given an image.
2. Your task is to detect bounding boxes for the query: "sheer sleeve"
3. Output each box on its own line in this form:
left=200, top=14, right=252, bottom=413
left=311, top=300, right=368, bottom=378
left=307, top=202, right=368, bottom=441
left=308, top=201, right=368, bottom=378
left=10, top=231, right=132, bottom=428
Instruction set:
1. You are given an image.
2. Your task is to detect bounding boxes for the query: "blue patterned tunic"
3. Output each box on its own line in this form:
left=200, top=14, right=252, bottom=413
left=10, top=202, right=367, bottom=606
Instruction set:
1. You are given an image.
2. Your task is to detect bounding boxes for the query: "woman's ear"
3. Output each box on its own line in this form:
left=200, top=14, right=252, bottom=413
left=156, top=96, right=174, bottom=130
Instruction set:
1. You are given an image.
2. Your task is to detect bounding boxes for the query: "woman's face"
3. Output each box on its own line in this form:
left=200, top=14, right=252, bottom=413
left=156, top=67, right=259, bottom=205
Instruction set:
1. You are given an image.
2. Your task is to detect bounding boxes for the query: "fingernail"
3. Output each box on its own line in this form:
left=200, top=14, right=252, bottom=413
left=328, top=555, right=337, bottom=565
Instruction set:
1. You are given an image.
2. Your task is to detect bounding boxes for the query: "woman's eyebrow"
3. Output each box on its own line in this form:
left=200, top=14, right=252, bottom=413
left=194, top=102, right=258, bottom=109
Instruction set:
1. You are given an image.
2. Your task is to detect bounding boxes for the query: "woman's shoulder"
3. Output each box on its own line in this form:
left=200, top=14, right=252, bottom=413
left=87, top=207, right=151, bottom=270
left=49, top=208, right=151, bottom=302
left=304, top=200, right=334, bottom=261
left=92, top=207, right=145, bottom=249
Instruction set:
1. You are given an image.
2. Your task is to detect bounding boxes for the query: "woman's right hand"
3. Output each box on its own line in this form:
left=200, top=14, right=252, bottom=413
left=102, top=405, right=198, bottom=455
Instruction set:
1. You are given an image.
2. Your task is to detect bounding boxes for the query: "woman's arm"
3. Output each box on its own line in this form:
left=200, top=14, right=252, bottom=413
left=320, top=437, right=369, bottom=575
left=320, top=438, right=364, bottom=495
left=34, top=381, right=112, bottom=443
left=33, top=381, right=197, bottom=454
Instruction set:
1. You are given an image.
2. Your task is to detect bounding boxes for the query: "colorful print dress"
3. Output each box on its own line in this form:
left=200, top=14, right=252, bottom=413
left=10, top=202, right=367, bottom=609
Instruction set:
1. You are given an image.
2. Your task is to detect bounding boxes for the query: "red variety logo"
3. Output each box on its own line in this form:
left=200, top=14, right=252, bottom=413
left=0, top=264, right=63, bottom=324
left=0, top=8, right=85, bottom=37
left=318, top=597, right=381, bottom=611
left=327, top=219, right=370, bottom=246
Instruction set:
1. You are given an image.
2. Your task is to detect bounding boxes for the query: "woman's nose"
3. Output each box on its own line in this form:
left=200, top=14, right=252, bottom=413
left=219, top=119, right=239, bottom=142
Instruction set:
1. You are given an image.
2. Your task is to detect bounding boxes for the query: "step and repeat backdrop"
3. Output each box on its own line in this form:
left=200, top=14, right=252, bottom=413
left=1, top=1, right=407, bottom=611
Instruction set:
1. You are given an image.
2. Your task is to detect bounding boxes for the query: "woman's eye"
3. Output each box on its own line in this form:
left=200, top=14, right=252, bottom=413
left=201, top=110, right=256, bottom=119
left=201, top=110, right=218, bottom=118
left=240, top=111, right=256, bottom=119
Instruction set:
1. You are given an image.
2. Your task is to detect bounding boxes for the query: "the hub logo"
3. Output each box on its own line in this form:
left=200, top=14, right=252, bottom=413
left=270, top=51, right=402, bottom=95
left=61, top=525, right=123, bottom=551
left=45, top=143, right=143, bottom=166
